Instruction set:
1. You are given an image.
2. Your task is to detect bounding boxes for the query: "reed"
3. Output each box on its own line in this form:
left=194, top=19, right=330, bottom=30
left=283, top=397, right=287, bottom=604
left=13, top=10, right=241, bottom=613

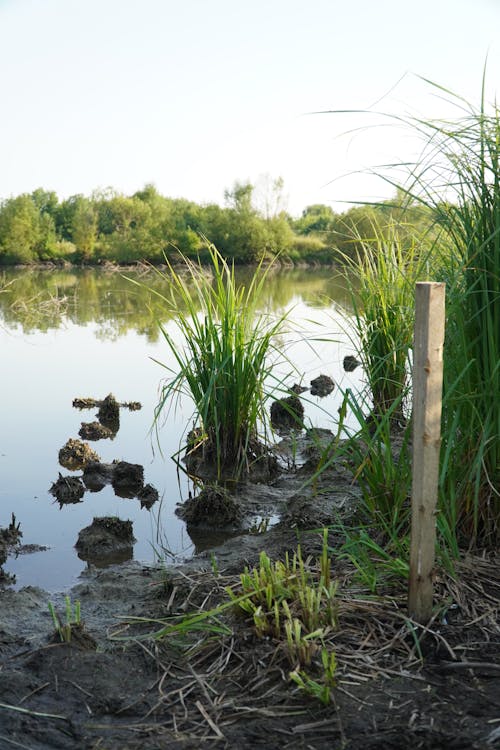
left=145, top=244, right=288, bottom=479
left=340, top=220, right=429, bottom=423
left=397, top=79, right=500, bottom=546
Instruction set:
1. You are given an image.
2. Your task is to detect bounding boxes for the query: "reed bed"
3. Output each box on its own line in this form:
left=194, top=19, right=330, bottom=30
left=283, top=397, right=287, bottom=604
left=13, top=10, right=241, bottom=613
left=399, top=81, right=500, bottom=547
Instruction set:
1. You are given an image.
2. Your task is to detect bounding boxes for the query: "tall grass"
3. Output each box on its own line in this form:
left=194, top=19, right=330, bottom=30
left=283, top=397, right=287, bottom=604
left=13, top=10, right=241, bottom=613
left=396, top=81, right=500, bottom=547
left=145, top=245, right=288, bottom=480
left=340, top=220, right=430, bottom=422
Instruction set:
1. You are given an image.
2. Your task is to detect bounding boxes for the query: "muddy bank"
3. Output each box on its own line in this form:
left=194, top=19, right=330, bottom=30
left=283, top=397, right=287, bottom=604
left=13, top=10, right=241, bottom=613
left=1, top=433, right=499, bottom=749
left=1, top=547, right=499, bottom=750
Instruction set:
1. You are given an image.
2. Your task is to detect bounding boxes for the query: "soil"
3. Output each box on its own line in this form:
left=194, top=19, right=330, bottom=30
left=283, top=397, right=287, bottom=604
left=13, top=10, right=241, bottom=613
left=58, top=439, right=100, bottom=471
left=310, top=374, right=335, bottom=397
left=49, top=473, right=86, bottom=506
left=78, top=421, right=115, bottom=441
left=75, top=516, right=136, bottom=564
left=1, top=432, right=499, bottom=750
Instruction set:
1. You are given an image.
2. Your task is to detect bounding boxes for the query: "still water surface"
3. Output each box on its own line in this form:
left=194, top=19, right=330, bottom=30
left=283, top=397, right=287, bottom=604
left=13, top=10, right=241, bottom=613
left=0, top=267, right=363, bottom=591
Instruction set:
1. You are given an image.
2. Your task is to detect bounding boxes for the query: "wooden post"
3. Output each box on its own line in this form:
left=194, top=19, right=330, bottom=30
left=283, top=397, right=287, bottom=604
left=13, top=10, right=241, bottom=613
left=408, top=282, right=445, bottom=624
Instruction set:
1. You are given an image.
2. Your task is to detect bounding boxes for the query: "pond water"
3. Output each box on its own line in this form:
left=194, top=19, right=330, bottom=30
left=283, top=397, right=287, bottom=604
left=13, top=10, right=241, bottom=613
left=0, top=266, right=364, bottom=591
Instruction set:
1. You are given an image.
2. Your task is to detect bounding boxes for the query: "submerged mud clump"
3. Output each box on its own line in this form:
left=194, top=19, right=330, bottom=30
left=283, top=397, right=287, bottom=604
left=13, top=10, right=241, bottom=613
left=112, top=462, right=144, bottom=498
left=49, top=473, right=85, bottom=505
left=0, top=515, right=22, bottom=581
left=137, top=483, right=159, bottom=509
left=310, top=374, right=335, bottom=397
left=75, top=516, right=135, bottom=560
left=177, top=485, right=243, bottom=528
left=82, top=461, right=116, bottom=492
left=59, top=438, right=100, bottom=470
left=78, top=421, right=114, bottom=441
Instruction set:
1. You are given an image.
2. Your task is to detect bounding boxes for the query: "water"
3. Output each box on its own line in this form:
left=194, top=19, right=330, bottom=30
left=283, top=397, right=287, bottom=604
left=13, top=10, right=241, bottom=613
left=0, top=267, right=363, bottom=591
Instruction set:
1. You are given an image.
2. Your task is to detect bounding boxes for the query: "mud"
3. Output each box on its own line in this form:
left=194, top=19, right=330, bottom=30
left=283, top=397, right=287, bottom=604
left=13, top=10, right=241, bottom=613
left=1, top=433, right=499, bottom=750
left=343, top=354, right=362, bottom=372
left=270, top=393, right=305, bottom=432
left=58, top=438, right=100, bottom=470
left=75, top=516, right=136, bottom=564
left=310, top=373, right=335, bottom=397
left=177, top=484, right=243, bottom=527
left=49, top=473, right=86, bottom=505
left=78, top=420, right=115, bottom=440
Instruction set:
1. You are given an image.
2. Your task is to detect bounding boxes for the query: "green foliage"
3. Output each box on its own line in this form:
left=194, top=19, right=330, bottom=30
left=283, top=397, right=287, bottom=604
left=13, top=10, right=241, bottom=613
left=48, top=596, right=81, bottom=643
left=227, top=531, right=338, bottom=703
left=340, top=220, right=430, bottom=420
left=407, top=81, right=500, bottom=547
left=0, top=194, right=43, bottom=264
left=351, top=78, right=500, bottom=549
left=0, top=179, right=439, bottom=267
left=141, top=244, right=289, bottom=479
left=289, top=648, right=337, bottom=705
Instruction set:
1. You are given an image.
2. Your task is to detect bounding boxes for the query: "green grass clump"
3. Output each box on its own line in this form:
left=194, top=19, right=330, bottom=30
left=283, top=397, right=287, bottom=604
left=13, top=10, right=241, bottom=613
left=144, top=244, right=288, bottom=480
left=394, top=77, right=500, bottom=547
left=48, top=596, right=81, bottom=643
left=340, top=220, right=430, bottom=423
left=226, top=530, right=338, bottom=703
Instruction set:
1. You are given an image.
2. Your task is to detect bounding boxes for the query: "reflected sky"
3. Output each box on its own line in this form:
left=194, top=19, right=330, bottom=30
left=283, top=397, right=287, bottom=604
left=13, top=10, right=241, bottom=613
left=0, top=268, right=363, bottom=591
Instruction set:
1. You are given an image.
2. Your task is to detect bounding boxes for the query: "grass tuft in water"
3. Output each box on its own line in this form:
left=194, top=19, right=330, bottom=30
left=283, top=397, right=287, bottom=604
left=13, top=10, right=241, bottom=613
left=138, top=244, right=289, bottom=480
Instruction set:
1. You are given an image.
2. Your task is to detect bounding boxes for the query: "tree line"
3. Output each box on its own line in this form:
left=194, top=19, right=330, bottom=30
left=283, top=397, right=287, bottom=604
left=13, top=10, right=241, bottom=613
left=0, top=181, right=437, bottom=266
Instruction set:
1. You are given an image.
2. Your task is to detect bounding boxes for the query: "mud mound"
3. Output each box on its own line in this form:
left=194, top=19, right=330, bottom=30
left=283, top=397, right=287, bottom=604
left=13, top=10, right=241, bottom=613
left=75, top=516, right=135, bottom=561
left=49, top=473, right=85, bottom=505
left=343, top=354, right=361, bottom=372
left=78, top=421, right=114, bottom=440
left=58, top=438, right=100, bottom=470
left=177, top=485, right=242, bottom=527
left=270, top=394, right=304, bottom=432
left=310, top=373, right=335, bottom=397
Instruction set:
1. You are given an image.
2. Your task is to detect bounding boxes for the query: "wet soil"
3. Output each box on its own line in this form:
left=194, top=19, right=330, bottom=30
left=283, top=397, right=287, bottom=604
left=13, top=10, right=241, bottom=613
left=1, top=434, right=499, bottom=750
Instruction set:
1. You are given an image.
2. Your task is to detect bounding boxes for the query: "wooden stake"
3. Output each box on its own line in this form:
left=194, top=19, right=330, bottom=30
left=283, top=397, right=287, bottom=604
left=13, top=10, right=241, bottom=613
left=408, top=282, right=446, bottom=624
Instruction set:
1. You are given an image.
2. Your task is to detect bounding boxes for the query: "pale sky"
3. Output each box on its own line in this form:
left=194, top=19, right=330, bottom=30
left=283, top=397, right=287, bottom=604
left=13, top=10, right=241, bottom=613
left=0, top=0, right=498, bottom=216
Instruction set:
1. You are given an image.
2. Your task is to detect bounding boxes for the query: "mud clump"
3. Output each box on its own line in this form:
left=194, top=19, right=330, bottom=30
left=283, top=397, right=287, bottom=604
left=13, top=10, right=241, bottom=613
left=82, top=461, right=158, bottom=506
left=0, top=515, right=22, bottom=582
left=82, top=461, right=116, bottom=492
left=137, top=483, right=159, bottom=509
left=75, top=516, right=135, bottom=561
left=112, top=462, right=144, bottom=498
left=310, top=374, right=335, bottom=397
left=49, top=474, right=85, bottom=505
left=184, top=431, right=278, bottom=483
left=177, top=485, right=242, bottom=528
left=270, top=392, right=305, bottom=432
left=97, top=393, right=120, bottom=433
left=343, top=355, right=361, bottom=372
left=59, top=438, right=100, bottom=470
left=79, top=421, right=114, bottom=441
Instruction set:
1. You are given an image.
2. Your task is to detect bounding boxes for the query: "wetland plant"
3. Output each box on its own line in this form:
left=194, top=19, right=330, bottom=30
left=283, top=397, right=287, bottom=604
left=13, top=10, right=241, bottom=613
left=391, top=78, right=500, bottom=547
left=329, top=77, right=499, bottom=555
left=339, top=219, right=430, bottom=423
left=48, top=596, right=81, bottom=643
left=147, top=244, right=289, bottom=480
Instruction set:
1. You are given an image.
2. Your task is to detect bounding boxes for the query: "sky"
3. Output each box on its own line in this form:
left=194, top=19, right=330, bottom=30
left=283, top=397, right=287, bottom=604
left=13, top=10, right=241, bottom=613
left=0, top=0, right=498, bottom=216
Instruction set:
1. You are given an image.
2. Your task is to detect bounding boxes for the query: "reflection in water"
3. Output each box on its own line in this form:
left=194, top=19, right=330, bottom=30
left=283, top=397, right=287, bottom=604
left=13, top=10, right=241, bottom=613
left=1, top=266, right=363, bottom=591
left=0, top=266, right=354, bottom=338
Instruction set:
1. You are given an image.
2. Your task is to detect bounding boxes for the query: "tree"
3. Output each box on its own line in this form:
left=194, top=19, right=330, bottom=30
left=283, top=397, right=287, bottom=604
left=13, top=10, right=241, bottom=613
left=294, top=204, right=336, bottom=235
left=0, top=194, right=42, bottom=263
left=70, top=197, right=98, bottom=260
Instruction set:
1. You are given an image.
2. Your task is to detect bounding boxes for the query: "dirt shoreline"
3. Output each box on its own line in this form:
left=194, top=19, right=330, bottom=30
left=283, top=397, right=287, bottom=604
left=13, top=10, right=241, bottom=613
left=1, top=438, right=499, bottom=750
